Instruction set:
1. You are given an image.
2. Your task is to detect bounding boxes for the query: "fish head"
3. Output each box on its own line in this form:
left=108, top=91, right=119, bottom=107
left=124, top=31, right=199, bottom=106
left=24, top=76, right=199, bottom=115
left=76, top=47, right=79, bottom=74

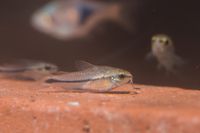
left=151, top=34, right=174, bottom=55
left=29, top=62, right=58, bottom=73
left=101, top=66, right=133, bottom=86
left=31, top=1, right=79, bottom=39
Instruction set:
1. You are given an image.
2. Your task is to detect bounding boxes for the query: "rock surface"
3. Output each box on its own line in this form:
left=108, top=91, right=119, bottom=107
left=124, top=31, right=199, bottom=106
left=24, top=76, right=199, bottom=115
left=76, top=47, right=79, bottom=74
left=0, top=79, right=200, bottom=133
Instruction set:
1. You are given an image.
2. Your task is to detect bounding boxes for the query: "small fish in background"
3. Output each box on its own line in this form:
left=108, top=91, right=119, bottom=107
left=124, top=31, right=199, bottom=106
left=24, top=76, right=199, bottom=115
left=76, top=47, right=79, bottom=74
left=146, top=34, right=185, bottom=74
left=44, top=61, right=133, bottom=92
left=0, top=59, right=58, bottom=81
left=31, top=0, right=131, bottom=40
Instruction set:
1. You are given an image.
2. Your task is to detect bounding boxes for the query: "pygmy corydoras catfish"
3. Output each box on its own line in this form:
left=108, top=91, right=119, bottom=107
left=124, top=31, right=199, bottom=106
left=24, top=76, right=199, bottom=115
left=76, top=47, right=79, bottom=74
left=45, top=61, right=133, bottom=92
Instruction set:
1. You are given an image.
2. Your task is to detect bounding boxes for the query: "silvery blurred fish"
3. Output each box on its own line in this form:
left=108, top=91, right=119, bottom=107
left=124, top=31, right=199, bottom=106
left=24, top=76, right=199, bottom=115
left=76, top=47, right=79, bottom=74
left=146, top=34, right=185, bottom=74
left=44, top=61, right=133, bottom=92
left=31, top=0, right=131, bottom=40
left=0, top=59, right=58, bottom=80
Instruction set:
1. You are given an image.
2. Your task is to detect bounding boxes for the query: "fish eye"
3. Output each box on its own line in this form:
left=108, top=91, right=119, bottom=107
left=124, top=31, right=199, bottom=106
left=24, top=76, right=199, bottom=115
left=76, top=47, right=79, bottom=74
left=44, top=65, right=52, bottom=70
left=159, top=39, right=165, bottom=44
left=118, top=74, right=125, bottom=79
left=164, top=40, right=169, bottom=45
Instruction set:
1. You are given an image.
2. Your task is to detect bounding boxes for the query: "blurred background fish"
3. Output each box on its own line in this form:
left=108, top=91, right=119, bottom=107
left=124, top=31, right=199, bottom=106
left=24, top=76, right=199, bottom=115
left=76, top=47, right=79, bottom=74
left=146, top=34, right=185, bottom=74
left=31, top=0, right=132, bottom=40
left=0, top=59, right=58, bottom=81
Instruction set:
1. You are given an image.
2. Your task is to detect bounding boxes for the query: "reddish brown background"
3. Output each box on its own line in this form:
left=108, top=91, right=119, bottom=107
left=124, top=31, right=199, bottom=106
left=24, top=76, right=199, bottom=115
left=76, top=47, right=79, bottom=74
left=0, top=0, right=199, bottom=88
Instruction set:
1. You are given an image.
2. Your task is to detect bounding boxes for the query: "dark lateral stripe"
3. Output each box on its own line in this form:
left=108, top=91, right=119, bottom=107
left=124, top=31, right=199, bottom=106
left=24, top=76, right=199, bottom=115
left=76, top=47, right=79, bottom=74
left=45, top=78, right=96, bottom=83
left=45, top=75, right=132, bottom=83
left=0, top=68, right=27, bottom=73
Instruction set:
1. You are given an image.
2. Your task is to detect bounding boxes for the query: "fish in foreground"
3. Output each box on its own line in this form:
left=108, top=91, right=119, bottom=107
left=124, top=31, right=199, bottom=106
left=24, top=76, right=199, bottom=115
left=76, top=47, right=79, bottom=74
left=0, top=59, right=58, bottom=80
left=146, top=34, right=185, bottom=74
left=44, top=61, right=133, bottom=92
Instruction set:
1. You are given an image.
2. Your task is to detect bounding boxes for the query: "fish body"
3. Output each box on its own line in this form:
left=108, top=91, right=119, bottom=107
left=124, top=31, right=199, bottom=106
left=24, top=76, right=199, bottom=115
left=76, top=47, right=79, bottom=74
left=149, top=34, right=184, bottom=73
left=45, top=61, right=133, bottom=92
left=31, top=0, right=130, bottom=40
left=0, top=60, right=58, bottom=80
left=0, top=60, right=58, bottom=73
left=31, top=0, right=105, bottom=39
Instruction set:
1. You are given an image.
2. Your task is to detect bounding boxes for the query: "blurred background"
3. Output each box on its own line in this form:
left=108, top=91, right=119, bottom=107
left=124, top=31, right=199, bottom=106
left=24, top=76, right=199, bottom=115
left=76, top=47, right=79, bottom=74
left=0, top=0, right=199, bottom=88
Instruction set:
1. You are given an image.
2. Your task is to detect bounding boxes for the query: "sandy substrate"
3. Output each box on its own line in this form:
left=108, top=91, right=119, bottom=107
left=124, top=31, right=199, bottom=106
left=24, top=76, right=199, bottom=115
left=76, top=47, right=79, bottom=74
left=0, top=78, right=200, bottom=133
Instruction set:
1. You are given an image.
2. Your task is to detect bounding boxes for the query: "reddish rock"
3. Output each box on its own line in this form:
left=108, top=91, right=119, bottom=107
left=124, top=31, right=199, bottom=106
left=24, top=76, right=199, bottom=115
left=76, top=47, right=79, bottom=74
left=0, top=79, right=200, bottom=133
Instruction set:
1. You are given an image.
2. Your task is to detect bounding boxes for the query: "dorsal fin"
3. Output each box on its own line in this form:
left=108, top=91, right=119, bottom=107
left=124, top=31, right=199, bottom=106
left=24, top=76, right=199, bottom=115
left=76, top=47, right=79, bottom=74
left=75, top=61, right=96, bottom=70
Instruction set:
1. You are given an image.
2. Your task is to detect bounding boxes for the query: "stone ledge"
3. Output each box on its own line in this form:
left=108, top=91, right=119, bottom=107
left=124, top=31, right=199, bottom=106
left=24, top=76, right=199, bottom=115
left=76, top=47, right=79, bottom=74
left=0, top=79, right=200, bottom=133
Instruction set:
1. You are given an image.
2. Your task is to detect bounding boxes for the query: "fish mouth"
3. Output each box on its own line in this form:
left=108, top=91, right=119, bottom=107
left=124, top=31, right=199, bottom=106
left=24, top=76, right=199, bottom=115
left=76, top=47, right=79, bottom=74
left=127, top=79, right=133, bottom=84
